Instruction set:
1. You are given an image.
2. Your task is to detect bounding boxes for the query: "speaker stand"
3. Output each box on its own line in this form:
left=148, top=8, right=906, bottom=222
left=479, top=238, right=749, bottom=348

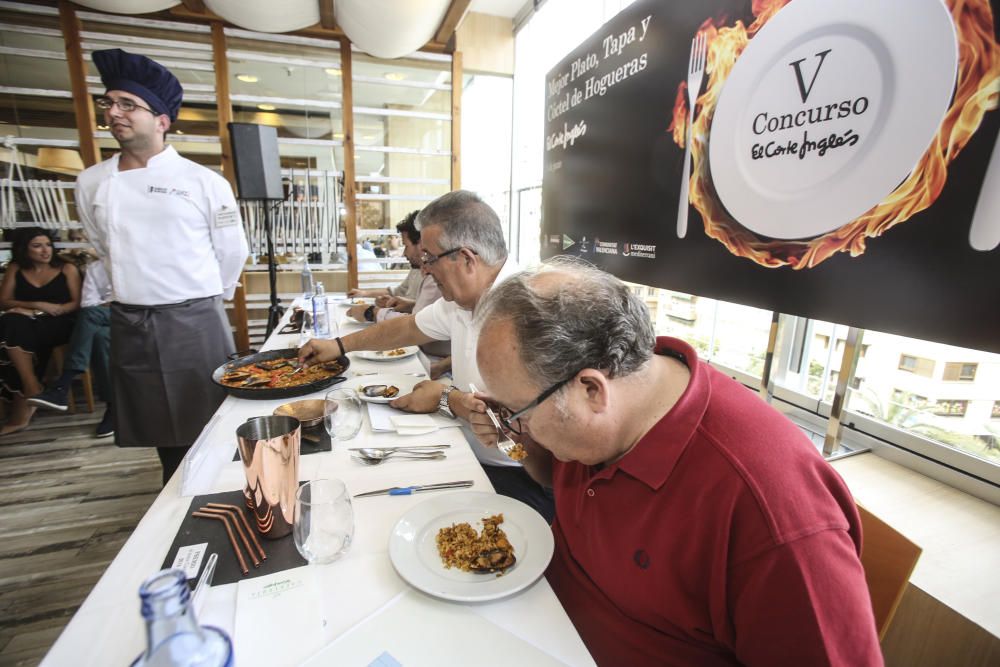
left=262, top=201, right=284, bottom=338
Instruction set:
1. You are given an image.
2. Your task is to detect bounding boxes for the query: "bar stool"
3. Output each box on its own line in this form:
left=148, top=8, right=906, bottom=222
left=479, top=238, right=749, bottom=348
left=48, top=345, right=95, bottom=414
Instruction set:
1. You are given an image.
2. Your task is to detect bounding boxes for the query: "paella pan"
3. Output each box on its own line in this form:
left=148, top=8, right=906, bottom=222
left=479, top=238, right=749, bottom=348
left=211, top=348, right=349, bottom=400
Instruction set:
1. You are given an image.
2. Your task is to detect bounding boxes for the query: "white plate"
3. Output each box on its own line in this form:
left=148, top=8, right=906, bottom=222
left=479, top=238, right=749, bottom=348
left=336, top=297, right=374, bottom=307
left=355, top=346, right=420, bottom=362
left=344, top=373, right=420, bottom=403
left=708, top=0, right=957, bottom=239
left=388, top=492, right=554, bottom=603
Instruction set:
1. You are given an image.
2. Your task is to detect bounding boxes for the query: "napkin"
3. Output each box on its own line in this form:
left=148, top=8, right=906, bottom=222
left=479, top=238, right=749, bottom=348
left=366, top=402, right=461, bottom=435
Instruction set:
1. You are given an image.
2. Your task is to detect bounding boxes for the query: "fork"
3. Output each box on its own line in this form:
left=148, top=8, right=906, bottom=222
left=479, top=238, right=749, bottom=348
left=469, top=383, right=519, bottom=460
left=677, top=31, right=707, bottom=239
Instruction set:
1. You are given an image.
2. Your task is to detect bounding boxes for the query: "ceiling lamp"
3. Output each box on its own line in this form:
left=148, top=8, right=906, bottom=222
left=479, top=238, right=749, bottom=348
left=204, top=0, right=319, bottom=33
left=324, top=68, right=342, bottom=77
left=71, top=0, right=179, bottom=13
left=384, top=72, right=406, bottom=81
left=236, top=74, right=259, bottom=83
left=335, top=0, right=452, bottom=59
left=257, top=103, right=276, bottom=111
left=35, top=148, right=85, bottom=175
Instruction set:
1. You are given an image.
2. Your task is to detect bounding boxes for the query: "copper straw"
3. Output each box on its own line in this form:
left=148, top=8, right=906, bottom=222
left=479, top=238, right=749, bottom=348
left=199, top=507, right=260, bottom=567
left=193, top=511, right=249, bottom=575
left=207, top=502, right=267, bottom=561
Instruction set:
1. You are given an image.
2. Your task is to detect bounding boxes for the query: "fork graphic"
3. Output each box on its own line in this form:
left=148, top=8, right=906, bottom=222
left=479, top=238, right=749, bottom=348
left=677, top=32, right=708, bottom=239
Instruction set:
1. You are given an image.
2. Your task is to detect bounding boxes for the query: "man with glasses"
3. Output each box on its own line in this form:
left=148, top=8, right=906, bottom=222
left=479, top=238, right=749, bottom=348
left=470, top=260, right=882, bottom=666
left=76, top=49, right=248, bottom=486
left=299, top=190, right=554, bottom=521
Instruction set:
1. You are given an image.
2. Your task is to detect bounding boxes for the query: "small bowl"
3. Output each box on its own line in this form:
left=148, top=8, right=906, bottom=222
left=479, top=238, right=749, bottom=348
left=273, top=399, right=324, bottom=428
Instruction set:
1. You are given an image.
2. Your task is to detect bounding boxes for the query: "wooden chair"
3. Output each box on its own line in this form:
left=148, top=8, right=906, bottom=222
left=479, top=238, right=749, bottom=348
left=48, top=345, right=95, bottom=414
left=857, top=504, right=922, bottom=640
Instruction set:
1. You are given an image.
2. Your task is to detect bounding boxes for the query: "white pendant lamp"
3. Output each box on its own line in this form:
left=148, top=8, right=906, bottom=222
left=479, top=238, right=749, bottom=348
left=204, top=0, right=320, bottom=33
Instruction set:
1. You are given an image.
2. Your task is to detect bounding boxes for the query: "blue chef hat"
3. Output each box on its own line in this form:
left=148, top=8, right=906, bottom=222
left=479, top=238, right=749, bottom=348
left=92, top=48, right=183, bottom=122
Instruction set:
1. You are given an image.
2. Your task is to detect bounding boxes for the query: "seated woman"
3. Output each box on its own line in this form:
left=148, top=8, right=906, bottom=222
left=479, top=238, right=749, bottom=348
left=0, top=228, right=81, bottom=434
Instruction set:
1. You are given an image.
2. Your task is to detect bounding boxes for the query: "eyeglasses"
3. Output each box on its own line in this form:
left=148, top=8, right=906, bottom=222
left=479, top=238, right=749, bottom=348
left=95, top=96, right=157, bottom=115
left=420, top=246, right=477, bottom=267
left=497, top=371, right=579, bottom=435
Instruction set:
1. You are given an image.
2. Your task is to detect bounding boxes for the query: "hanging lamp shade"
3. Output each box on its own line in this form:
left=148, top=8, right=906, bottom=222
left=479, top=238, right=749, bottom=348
left=71, top=0, right=180, bottom=14
left=204, top=0, right=320, bottom=33
left=335, top=0, right=452, bottom=59
left=36, top=148, right=85, bottom=176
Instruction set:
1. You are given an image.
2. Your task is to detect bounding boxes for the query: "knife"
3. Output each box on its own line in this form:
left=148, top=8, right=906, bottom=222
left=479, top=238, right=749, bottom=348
left=353, top=480, right=474, bottom=498
left=346, top=445, right=450, bottom=452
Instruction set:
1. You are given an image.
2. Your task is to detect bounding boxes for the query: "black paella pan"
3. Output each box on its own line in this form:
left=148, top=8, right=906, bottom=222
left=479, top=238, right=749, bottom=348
left=211, top=348, right=350, bottom=400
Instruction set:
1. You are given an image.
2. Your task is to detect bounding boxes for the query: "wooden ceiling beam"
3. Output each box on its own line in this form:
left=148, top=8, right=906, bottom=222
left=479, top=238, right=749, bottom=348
left=434, top=0, right=471, bottom=45
left=319, top=0, right=337, bottom=31
left=180, top=0, right=206, bottom=13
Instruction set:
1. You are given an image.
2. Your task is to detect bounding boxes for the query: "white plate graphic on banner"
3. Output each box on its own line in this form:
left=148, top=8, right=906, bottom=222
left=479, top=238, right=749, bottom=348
left=708, top=0, right=957, bottom=240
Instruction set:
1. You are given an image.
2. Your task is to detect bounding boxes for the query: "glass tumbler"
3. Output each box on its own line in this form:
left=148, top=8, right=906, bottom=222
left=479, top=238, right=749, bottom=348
left=324, top=388, right=363, bottom=441
left=293, top=479, right=354, bottom=564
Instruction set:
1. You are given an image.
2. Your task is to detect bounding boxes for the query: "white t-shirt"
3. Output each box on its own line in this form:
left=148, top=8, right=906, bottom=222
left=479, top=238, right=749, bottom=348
left=76, top=146, right=249, bottom=306
left=80, top=260, right=112, bottom=308
left=415, top=257, right=521, bottom=468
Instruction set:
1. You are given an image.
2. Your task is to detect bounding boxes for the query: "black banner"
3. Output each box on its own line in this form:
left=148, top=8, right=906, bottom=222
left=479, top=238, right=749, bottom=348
left=542, top=0, right=1000, bottom=353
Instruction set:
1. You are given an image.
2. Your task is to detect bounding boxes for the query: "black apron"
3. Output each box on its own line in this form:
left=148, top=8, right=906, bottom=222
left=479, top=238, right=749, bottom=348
left=110, top=296, right=234, bottom=448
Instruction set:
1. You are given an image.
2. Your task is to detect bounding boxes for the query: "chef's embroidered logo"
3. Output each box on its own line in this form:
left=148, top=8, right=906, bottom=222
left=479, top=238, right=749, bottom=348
left=148, top=185, right=191, bottom=197
left=633, top=549, right=651, bottom=570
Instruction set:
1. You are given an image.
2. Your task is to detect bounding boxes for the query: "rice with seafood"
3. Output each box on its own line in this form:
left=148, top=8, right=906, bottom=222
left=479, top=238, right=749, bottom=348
left=436, top=513, right=516, bottom=573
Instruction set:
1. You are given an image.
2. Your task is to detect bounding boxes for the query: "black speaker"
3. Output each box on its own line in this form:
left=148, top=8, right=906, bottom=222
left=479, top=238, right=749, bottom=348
left=227, top=122, right=284, bottom=200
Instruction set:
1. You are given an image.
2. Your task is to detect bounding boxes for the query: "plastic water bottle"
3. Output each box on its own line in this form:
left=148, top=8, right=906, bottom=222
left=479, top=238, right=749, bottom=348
left=301, top=261, right=315, bottom=299
left=312, top=281, right=331, bottom=338
left=131, top=569, right=232, bottom=667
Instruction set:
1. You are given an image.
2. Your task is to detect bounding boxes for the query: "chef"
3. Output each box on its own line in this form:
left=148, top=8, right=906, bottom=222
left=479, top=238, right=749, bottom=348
left=76, top=49, right=249, bottom=486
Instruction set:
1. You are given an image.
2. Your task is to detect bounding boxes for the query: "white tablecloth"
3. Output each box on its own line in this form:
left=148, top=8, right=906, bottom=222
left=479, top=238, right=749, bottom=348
left=41, top=297, right=595, bottom=667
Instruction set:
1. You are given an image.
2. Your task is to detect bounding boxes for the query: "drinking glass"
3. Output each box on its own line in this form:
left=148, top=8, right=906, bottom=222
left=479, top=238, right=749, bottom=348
left=324, top=388, right=363, bottom=441
left=293, top=479, right=354, bottom=564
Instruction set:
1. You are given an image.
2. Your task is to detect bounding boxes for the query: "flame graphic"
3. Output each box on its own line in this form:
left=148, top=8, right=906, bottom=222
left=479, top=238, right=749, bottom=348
left=671, top=0, right=1000, bottom=269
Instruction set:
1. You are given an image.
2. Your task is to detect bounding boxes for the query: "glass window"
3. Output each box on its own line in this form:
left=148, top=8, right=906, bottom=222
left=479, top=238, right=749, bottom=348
left=943, top=362, right=978, bottom=382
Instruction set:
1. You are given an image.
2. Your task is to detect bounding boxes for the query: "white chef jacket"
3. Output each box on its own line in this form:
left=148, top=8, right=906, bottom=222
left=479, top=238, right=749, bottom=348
left=76, top=146, right=249, bottom=306
left=415, top=256, right=521, bottom=468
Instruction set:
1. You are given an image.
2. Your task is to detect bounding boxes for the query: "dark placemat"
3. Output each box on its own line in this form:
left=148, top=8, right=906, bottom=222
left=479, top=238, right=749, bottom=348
left=161, top=488, right=306, bottom=586
left=232, top=425, right=330, bottom=462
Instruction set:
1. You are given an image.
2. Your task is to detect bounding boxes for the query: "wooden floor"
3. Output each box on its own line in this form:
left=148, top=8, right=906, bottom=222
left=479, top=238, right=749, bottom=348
left=0, top=404, right=161, bottom=667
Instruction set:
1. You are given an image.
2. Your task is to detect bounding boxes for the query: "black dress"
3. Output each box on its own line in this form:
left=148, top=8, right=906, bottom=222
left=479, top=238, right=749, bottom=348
left=0, top=270, right=76, bottom=401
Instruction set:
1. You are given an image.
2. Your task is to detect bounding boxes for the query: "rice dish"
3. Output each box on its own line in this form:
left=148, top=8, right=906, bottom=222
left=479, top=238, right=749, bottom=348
left=436, top=513, right=516, bottom=573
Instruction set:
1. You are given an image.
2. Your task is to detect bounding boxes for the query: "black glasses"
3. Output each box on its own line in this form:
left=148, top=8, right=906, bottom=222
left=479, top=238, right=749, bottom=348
left=497, top=372, right=579, bottom=435
left=420, top=246, right=477, bottom=266
left=95, top=96, right=157, bottom=115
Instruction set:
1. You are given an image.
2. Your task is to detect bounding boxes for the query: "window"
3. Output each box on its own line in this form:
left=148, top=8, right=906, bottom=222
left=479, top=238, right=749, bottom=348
left=933, top=399, right=968, bottom=417
left=898, top=354, right=935, bottom=377
left=992, top=401, right=1000, bottom=419
left=943, top=362, right=978, bottom=381
left=816, top=334, right=830, bottom=350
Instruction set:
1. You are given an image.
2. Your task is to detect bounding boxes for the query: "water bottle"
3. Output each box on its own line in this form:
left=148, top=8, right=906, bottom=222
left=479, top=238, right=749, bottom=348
left=131, top=569, right=232, bottom=667
left=301, top=261, right=315, bottom=299
left=312, top=281, right=331, bottom=338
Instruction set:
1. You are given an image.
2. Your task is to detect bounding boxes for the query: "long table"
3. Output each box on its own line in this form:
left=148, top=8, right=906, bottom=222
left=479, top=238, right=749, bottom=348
left=41, top=302, right=595, bottom=667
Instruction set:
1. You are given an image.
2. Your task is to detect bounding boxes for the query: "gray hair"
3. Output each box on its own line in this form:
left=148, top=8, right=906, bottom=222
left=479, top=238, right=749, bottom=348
left=415, top=190, right=507, bottom=266
left=477, top=258, right=655, bottom=387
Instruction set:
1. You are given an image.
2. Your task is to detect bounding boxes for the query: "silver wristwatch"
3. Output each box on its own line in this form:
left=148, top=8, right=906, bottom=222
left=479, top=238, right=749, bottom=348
left=438, top=386, right=455, bottom=418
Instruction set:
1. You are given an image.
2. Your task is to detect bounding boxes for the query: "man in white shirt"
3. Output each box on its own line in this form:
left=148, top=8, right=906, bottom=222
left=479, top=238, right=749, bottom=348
left=300, top=191, right=554, bottom=520
left=346, top=211, right=450, bottom=373
left=76, top=49, right=249, bottom=485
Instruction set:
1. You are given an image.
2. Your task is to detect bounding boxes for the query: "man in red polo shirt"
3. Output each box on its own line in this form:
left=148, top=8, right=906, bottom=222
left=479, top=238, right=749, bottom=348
left=472, top=260, right=883, bottom=666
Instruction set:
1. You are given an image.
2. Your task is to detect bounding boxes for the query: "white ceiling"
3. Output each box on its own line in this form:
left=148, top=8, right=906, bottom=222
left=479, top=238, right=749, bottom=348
left=470, top=0, right=528, bottom=18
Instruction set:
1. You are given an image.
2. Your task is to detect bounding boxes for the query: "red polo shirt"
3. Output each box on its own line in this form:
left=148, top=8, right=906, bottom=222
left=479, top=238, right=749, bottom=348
left=546, top=337, right=882, bottom=666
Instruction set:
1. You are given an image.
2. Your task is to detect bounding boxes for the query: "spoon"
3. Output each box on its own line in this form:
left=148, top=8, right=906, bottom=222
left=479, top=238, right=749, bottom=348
left=352, top=449, right=446, bottom=465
